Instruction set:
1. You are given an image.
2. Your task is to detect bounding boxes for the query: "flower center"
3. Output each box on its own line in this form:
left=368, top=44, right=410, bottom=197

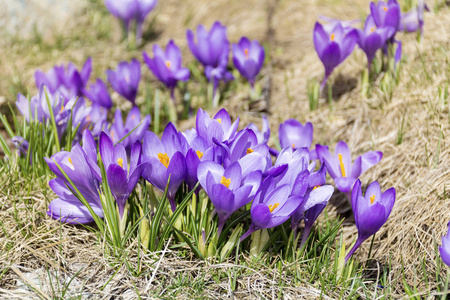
left=216, top=118, right=222, bottom=124
left=165, top=60, right=171, bottom=69
left=60, top=105, right=65, bottom=113
left=244, top=48, right=249, bottom=58
left=338, top=153, right=346, bottom=177
left=68, top=158, right=73, bottom=166
left=220, top=176, right=231, bottom=188
left=131, top=114, right=135, bottom=119
left=86, top=115, right=91, bottom=122
left=330, top=33, right=335, bottom=41
left=246, top=148, right=254, bottom=155
left=196, top=150, right=203, bottom=159
left=117, top=158, right=123, bottom=168
left=158, top=153, right=170, bottom=168
left=313, top=185, right=321, bottom=190
left=269, top=203, right=280, bottom=213
left=370, top=194, right=375, bottom=204
left=383, top=6, right=388, bottom=12
left=292, top=143, right=295, bottom=149
left=370, top=27, right=375, bottom=32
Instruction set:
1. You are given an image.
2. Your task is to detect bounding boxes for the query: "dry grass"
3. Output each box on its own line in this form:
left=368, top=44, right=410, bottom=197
left=1, top=0, right=450, bottom=298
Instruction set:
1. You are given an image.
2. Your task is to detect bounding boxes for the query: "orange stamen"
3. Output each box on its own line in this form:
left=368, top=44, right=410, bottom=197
left=68, top=158, right=73, bottom=166
left=220, top=176, right=231, bottom=188
left=244, top=48, right=249, bottom=58
left=216, top=118, right=222, bottom=124
left=158, top=153, right=170, bottom=168
left=383, top=6, right=388, bottom=12
left=196, top=150, right=204, bottom=159
left=269, top=203, right=280, bottom=213
left=338, top=154, right=346, bottom=177
left=165, top=60, right=171, bottom=69
left=313, top=185, right=320, bottom=190
left=117, top=158, right=124, bottom=168
left=246, top=148, right=254, bottom=155
left=330, top=33, right=335, bottom=41
left=370, top=195, right=376, bottom=204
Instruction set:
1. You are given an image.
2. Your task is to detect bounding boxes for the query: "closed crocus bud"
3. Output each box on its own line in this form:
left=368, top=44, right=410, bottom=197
left=398, top=0, right=429, bottom=37
left=232, top=37, right=265, bottom=87
left=313, top=21, right=358, bottom=90
left=106, top=59, right=141, bottom=105
left=345, top=179, right=396, bottom=263
left=84, top=79, right=113, bottom=109
left=440, top=222, right=450, bottom=267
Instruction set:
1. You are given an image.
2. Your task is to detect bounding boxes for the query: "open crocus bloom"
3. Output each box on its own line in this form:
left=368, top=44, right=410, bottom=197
left=198, top=161, right=262, bottom=234
left=313, top=21, right=358, bottom=89
left=439, top=222, right=450, bottom=267
left=370, top=0, right=401, bottom=32
left=345, top=179, right=395, bottom=262
left=398, top=0, right=429, bottom=36
left=240, top=177, right=303, bottom=241
left=232, top=37, right=265, bottom=87
left=357, top=15, right=395, bottom=70
left=143, top=40, right=190, bottom=98
left=196, top=108, right=239, bottom=147
left=106, top=59, right=141, bottom=105
left=142, top=123, right=187, bottom=211
left=316, top=141, right=382, bottom=193
left=99, top=132, right=149, bottom=218
left=247, top=116, right=270, bottom=145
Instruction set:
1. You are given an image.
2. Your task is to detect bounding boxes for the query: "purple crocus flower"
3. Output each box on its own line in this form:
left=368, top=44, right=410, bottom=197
left=181, top=129, right=214, bottom=192
left=439, top=221, right=450, bottom=267
left=16, top=93, right=44, bottom=123
left=195, top=108, right=239, bottom=147
left=143, top=40, right=190, bottom=101
left=232, top=37, right=265, bottom=87
left=316, top=141, right=383, bottom=194
left=240, top=177, right=303, bottom=241
left=107, top=59, right=141, bottom=104
left=345, top=179, right=396, bottom=262
left=104, top=0, right=138, bottom=30
left=106, top=107, right=151, bottom=150
left=84, top=78, right=113, bottom=109
left=398, top=0, right=429, bottom=37
left=99, top=132, right=149, bottom=217
left=313, top=21, right=358, bottom=90
left=46, top=130, right=103, bottom=224
left=357, top=15, right=395, bottom=71
left=186, top=21, right=233, bottom=105
left=370, top=0, right=401, bottom=32
left=198, top=161, right=262, bottom=234
left=279, top=119, right=313, bottom=151
left=247, top=115, right=270, bottom=145
left=142, top=123, right=187, bottom=211
left=11, top=136, right=29, bottom=158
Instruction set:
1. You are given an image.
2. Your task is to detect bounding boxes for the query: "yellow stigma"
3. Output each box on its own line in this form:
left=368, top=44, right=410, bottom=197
left=196, top=150, right=204, bottom=159
left=330, top=33, right=335, bottom=41
left=268, top=203, right=280, bottom=213
left=244, top=48, right=249, bottom=58
left=117, top=158, right=123, bottom=168
left=383, top=6, right=388, bottom=12
left=246, top=148, right=254, bottom=155
left=165, top=60, right=171, bottom=69
left=292, top=143, right=295, bottom=149
left=60, top=105, right=65, bottom=113
left=216, top=118, right=222, bottom=124
left=131, top=114, right=135, bottom=119
left=370, top=27, right=375, bottom=32
left=370, top=195, right=375, bottom=204
left=338, top=153, right=346, bottom=177
left=221, top=176, right=231, bottom=188
left=158, top=153, right=170, bottom=168
left=68, top=158, right=73, bottom=166
left=313, top=185, right=320, bottom=190
left=86, top=115, right=91, bottom=122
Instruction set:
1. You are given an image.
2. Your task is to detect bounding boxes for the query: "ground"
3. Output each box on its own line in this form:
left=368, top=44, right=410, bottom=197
left=1, top=0, right=450, bottom=298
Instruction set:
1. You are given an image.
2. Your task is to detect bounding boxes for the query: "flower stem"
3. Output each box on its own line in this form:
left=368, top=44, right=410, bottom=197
left=345, top=237, right=364, bottom=263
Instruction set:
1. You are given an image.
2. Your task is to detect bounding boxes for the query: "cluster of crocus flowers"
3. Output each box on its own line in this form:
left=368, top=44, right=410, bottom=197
left=43, top=106, right=394, bottom=261
left=314, top=0, right=428, bottom=86
left=104, top=0, right=157, bottom=44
